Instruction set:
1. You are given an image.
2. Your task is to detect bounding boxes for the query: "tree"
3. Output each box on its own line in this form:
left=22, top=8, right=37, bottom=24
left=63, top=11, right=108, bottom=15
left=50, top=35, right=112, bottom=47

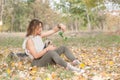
left=108, top=0, right=120, bottom=4
left=2, top=0, right=29, bottom=32
left=0, top=0, right=4, bottom=27
left=54, top=0, right=105, bottom=31
left=27, top=0, right=62, bottom=29
left=0, top=0, right=62, bottom=32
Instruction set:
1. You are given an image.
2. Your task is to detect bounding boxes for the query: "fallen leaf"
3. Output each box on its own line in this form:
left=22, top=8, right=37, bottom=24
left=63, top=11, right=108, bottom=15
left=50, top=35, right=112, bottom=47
left=6, top=68, right=11, bottom=74
left=79, top=63, right=86, bottom=69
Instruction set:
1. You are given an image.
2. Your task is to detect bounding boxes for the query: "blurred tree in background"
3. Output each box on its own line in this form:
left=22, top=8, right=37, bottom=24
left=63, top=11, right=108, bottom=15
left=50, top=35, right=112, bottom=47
left=54, top=0, right=120, bottom=32
left=54, top=0, right=106, bottom=31
left=0, top=0, right=119, bottom=32
left=0, top=0, right=62, bottom=32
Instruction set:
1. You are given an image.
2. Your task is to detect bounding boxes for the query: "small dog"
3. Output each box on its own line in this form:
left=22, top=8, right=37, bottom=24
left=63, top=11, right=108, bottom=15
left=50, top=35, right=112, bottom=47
left=7, top=52, right=31, bottom=62
left=7, top=40, right=52, bottom=62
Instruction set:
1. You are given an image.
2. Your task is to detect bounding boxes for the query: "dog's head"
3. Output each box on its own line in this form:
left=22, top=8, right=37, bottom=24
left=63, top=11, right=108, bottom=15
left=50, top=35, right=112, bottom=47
left=44, top=40, right=52, bottom=48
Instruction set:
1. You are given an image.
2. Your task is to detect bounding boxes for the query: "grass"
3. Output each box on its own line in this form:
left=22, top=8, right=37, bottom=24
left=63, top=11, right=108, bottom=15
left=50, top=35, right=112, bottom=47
left=59, top=70, right=74, bottom=79
left=0, top=33, right=120, bottom=48
left=0, top=36, right=24, bottom=47
left=52, top=33, right=120, bottom=47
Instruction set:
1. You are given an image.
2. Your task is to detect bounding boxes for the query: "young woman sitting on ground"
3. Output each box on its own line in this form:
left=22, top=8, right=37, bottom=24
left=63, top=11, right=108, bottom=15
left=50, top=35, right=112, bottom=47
left=22, top=19, right=83, bottom=73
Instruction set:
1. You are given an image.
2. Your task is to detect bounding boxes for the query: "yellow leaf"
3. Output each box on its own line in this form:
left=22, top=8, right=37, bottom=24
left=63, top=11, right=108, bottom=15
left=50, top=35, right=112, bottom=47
left=18, top=61, right=23, bottom=66
left=78, top=75, right=87, bottom=80
left=11, top=62, right=15, bottom=67
left=108, top=61, right=114, bottom=66
left=29, top=66, right=38, bottom=75
left=17, top=62, right=24, bottom=70
left=51, top=72, right=56, bottom=79
left=31, top=66, right=38, bottom=71
left=79, top=63, right=86, bottom=69
left=97, top=48, right=102, bottom=52
left=45, top=77, right=50, bottom=80
left=6, top=68, right=11, bottom=74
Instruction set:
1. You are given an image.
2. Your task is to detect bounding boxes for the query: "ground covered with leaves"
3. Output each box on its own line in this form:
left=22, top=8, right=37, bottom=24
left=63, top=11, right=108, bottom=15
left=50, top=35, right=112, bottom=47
left=0, top=32, right=120, bottom=80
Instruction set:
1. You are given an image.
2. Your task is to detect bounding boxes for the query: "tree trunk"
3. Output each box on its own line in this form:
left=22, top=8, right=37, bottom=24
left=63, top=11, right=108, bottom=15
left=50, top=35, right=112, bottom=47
left=86, top=9, right=91, bottom=31
left=75, top=18, right=78, bottom=32
left=71, top=24, right=74, bottom=32
left=11, top=15, right=14, bottom=32
left=0, top=0, right=3, bottom=25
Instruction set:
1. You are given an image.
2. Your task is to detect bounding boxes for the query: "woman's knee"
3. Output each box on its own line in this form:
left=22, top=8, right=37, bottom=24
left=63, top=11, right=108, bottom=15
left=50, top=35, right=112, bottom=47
left=47, top=50, right=57, bottom=57
left=60, top=46, right=68, bottom=50
left=61, top=46, right=69, bottom=51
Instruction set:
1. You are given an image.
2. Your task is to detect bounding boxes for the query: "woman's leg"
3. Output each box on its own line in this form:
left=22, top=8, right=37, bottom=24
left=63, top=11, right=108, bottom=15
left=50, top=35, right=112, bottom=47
left=55, top=46, right=76, bottom=61
left=32, top=50, right=67, bottom=68
left=55, top=46, right=80, bottom=65
left=32, top=50, right=83, bottom=73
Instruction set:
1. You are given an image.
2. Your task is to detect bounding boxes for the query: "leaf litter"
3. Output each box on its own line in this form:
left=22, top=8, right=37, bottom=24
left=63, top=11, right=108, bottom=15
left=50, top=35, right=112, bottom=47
left=0, top=46, right=120, bottom=80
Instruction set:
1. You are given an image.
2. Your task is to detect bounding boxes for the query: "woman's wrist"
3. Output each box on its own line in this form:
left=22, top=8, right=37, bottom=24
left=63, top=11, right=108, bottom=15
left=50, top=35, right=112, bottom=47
left=45, top=48, right=48, bottom=52
left=53, top=26, right=60, bottom=32
left=44, top=48, right=47, bottom=53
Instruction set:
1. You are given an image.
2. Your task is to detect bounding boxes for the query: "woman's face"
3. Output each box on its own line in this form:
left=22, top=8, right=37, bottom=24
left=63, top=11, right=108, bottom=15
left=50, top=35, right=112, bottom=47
left=35, top=23, right=42, bottom=35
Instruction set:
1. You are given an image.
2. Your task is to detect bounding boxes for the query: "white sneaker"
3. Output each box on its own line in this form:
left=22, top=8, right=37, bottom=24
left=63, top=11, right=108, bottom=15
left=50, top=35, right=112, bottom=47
left=79, top=69, right=85, bottom=74
left=72, top=60, right=80, bottom=66
left=67, top=63, right=84, bottom=73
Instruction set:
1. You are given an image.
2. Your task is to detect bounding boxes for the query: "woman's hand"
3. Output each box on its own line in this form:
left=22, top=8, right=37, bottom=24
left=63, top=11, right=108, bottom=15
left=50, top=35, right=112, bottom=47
left=41, top=24, right=66, bottom=38
left=58, top=23, right=66, bottom=32
left=46, top=45, right=56, bottom=51
left=53, top=23, right=66, bottom=32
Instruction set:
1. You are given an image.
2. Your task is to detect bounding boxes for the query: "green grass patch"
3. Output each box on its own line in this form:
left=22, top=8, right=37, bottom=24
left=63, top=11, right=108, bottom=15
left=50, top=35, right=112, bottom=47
left=0, top=33, right=120, bottom=48
left=58, top=70, right=74, bottom=79
left=52, top=34, right=120, bottom=47
left=0, top=36, right=24, bottom=47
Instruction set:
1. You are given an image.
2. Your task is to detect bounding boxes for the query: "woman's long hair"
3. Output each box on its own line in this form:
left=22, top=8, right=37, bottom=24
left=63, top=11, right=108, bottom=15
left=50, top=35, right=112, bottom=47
left=26, top=19, right=43, bottom=37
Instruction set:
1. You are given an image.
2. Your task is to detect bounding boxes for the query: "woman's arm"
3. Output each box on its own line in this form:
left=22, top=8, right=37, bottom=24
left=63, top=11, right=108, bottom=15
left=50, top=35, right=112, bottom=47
left=26, top=38, right=56, bottom=59
left=41, top=25, right=59, bottom=38
left=26, top=38, right=47, bottom=59
left=41, top=24, right=66, bottom=38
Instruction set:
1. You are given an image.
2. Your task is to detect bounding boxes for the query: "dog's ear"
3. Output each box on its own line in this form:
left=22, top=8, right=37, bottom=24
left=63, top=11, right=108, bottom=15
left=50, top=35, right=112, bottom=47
left=48, top=40, right=52, bottom=45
